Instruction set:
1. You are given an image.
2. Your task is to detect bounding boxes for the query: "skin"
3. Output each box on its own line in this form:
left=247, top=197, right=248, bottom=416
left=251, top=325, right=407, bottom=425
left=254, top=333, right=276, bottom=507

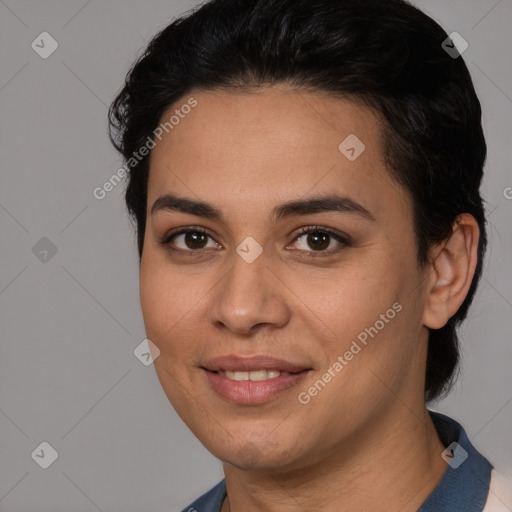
left=139, top=85, right=480, bottom=512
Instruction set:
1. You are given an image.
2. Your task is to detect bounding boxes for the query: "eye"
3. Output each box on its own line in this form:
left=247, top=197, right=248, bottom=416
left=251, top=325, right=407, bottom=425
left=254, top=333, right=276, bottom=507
left=159, top=225, right=351, bottom=256
left=159, top=227, right=221, bottom=255
left=289, top=226, right=351, bottom=254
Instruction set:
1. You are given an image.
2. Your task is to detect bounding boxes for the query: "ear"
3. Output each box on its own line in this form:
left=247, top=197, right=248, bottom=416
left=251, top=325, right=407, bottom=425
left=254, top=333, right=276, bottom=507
left=422, top=214, right=480, bottom=330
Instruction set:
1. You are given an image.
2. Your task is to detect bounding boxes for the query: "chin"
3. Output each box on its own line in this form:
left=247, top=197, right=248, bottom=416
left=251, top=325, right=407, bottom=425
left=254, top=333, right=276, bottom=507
left=206, top=435, right=305, bottom=472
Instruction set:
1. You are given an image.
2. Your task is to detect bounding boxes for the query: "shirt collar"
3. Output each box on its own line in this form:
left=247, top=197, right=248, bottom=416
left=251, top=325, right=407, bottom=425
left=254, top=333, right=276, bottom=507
left=418, top=410, right=492, bottom=511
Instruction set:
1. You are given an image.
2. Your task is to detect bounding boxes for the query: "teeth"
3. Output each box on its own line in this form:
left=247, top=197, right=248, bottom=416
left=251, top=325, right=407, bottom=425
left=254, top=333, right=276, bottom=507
left=220, top=370, right=292, bottom=381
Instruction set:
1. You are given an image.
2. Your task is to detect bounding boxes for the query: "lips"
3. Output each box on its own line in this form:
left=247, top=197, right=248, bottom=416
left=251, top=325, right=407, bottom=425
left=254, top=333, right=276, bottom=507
left=202, top=354, right=312, bottom=373
left=201, top=354, right=313, bottom=404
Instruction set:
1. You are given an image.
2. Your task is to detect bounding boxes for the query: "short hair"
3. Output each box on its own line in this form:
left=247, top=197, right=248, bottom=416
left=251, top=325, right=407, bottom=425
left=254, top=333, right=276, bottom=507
left=108, top=0, right=488, bottom=402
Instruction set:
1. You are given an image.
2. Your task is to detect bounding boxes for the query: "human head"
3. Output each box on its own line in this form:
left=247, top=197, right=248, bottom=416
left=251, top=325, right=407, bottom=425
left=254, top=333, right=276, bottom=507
left=108, top=0, right=487, bottom=406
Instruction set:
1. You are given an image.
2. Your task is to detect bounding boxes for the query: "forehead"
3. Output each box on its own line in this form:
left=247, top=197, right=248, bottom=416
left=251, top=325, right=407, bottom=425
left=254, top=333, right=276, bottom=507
left=147, top=86, right=410, bottom=224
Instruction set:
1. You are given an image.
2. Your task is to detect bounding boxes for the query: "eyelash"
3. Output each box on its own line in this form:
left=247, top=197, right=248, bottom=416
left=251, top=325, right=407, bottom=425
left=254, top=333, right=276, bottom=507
left=159, top=225, right=352, bottom=257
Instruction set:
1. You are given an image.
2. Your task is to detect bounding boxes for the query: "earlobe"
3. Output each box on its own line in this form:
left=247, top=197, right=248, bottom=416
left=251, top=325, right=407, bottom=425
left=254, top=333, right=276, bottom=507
left=422, top=214, right=480, bottom=330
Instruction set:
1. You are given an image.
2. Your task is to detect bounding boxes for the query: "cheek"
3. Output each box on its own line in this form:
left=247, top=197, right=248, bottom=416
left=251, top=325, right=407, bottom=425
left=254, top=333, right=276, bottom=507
left=139, top=254, right=190, bottom=352
left=139, top=263, right=168, bottom=340
left=300, top=314, right=415, bottom=441
left=139, top=252, right=217, bottom=373
left=293, top=259, right=417, bottom=405
left=139, top=258, right=200, bottom=410
left=289, top=256, right=400, bottom=336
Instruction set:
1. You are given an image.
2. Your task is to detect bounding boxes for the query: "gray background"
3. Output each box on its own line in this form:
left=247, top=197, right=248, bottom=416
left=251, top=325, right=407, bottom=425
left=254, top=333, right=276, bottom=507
left=0, top=0, right=511, bottom=510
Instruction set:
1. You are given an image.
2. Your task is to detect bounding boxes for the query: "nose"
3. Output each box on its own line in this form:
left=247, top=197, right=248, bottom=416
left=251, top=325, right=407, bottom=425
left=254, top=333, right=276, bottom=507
left=208, top=251, right=291, bottom=336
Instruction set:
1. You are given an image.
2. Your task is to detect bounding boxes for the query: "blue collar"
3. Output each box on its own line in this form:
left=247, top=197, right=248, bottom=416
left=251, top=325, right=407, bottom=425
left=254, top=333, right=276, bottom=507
left=419, top=410, right=492, bottom=511
left=181, top=411, right=492, bottom=512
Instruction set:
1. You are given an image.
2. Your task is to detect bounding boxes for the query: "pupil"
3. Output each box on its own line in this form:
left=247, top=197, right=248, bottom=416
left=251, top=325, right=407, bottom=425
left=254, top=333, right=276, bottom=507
left=308, top=232, right=329, bottom=251
left=186, top=231, right=207, bottom=249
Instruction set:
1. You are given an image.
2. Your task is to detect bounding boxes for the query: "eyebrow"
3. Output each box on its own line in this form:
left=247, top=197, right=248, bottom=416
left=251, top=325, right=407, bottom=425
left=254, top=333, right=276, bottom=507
left=150, top=192, right=376, bottom=223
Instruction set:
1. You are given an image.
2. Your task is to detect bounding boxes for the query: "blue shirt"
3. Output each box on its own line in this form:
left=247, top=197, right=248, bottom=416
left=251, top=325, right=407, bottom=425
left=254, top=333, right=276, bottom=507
left=181, top=411, right=492, bottom=512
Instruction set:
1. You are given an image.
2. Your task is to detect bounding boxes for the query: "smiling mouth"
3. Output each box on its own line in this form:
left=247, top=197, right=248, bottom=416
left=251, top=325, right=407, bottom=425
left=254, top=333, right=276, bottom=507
left=201, top=354, right=313, bottom=403
left=202, top=367, right=312, bottom=404
left=213, top=369, right=305, bottom=381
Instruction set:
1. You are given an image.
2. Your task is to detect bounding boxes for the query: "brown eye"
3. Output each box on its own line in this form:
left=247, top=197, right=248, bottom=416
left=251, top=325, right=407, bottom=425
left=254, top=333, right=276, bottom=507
left=302, top=232, right=330, bottom=251
left=160, top=227, right=221, bottom=254
left=291, top=226, right=351, bottom=254
left=178, top=230, right=209, bottom=249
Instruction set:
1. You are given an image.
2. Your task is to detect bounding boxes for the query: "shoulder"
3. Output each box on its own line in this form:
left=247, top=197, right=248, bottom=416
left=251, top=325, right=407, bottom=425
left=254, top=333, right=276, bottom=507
left=180, top=479, right=227, bottom=512
left=483, top=467, right=512, bottom=512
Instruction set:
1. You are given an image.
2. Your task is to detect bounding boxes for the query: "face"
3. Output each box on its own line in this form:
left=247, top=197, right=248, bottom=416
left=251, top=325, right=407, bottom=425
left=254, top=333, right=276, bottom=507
left=140, top=86, right=431, bottom=470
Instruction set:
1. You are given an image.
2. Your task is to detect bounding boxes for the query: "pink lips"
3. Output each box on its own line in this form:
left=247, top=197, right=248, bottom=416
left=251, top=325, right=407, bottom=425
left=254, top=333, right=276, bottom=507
left=202, top=354, right=312, bottom=404
left=203, top=354, right=310, bottom=373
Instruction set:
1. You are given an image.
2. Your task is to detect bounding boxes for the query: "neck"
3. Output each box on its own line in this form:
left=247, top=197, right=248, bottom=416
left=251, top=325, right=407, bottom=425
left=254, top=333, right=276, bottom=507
left=221, top=404, right=447, bottom=512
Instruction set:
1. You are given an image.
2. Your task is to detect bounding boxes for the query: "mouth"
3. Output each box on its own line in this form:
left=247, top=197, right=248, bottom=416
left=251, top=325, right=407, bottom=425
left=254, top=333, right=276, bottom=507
left=209, top=369, right=306, bottom=381
left=202, top=354, right=312, bottom=374
left=200, top=355, right=313, bottom=404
